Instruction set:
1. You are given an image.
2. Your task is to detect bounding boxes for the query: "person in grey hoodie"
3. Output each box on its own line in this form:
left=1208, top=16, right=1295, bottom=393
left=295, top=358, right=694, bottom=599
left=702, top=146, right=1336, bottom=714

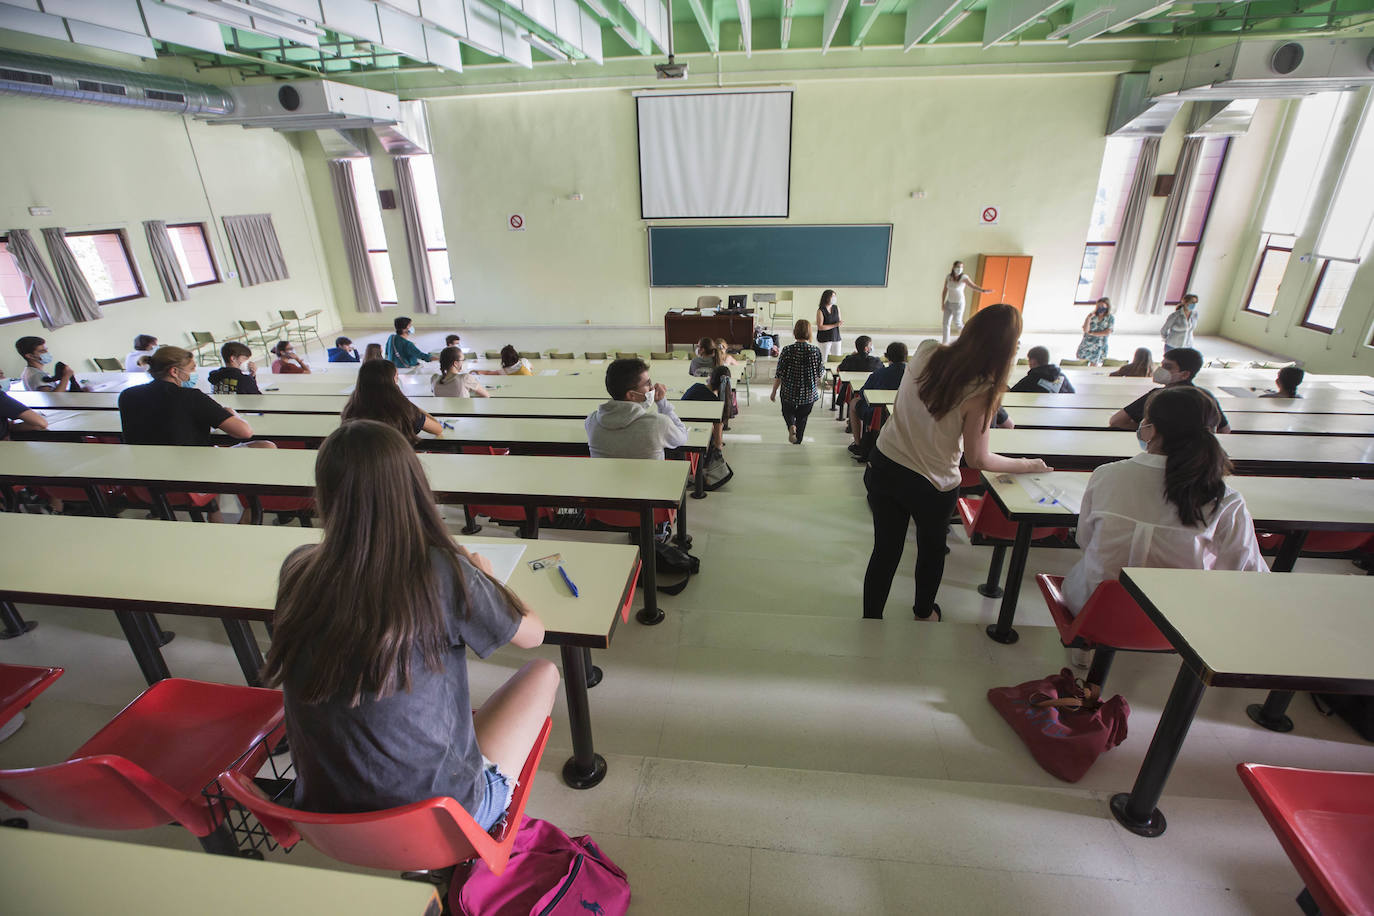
left=587, top=358, right=689, bottom=459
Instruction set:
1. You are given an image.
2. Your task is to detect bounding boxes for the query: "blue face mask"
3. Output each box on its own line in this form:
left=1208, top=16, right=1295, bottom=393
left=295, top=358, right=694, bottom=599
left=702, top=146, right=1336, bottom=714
left=39, top=353, right=53, bottom=365
left=181, top=372, right=199, bottom=389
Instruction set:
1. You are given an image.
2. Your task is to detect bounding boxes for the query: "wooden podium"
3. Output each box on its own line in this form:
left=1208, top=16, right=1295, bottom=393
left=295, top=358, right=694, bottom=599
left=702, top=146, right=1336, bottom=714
left=664, top=311, right=756, bottom=351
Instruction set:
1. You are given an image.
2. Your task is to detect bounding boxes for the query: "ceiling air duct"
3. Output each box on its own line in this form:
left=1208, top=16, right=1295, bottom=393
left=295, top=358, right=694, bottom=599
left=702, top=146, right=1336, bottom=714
left=0, top=49, right=233, bottom=116
left=1187, top=99, right=1258, bottom=137
left=1147, top=39, right=1374, bottom=101
left=373, top=101, right=431, bottom=156
left=1107, top=73, right=1184, bottom=137
left=205, top=80, right=398, bottom=131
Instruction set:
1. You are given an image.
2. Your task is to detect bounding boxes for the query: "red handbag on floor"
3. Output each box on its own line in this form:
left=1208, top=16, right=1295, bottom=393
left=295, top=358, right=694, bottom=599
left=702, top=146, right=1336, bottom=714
left=987, top=668, right=1130, bottom=783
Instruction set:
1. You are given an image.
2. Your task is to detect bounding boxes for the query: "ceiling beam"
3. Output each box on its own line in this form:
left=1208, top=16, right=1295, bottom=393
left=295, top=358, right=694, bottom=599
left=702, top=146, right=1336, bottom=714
left=682, top=0, right=719, bottom=52
left=850, top=0, right=886, bottom=46
left=736, top=0, right=752, bottom=56
left=581, top=0, right=652, bottom=53
left=903, top=0, right=964, bottom=49
left=780, top=0, right=795, bottom=49
left=821, top=0, right=850, bottom=53
left=1064, top=0, right=1172, bottom=47
left=982, top=0, right=1072, bottom=48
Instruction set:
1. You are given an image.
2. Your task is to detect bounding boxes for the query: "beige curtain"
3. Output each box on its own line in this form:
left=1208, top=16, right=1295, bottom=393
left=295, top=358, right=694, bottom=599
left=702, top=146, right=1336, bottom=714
left=143, top=219, right=189, bottom=301
left=394, top=157, right=437, bottom=315
left=1102, top=136, right=1159, bottom=312
left=222, top=213, right=289, bottom=286
left=328, top=160, right=382, bottom=313
left=4, top=228, right=72, bottom=329
left=1136, top=137, right=1203, bottom=315
left=41, top=227, right=102, bottom=322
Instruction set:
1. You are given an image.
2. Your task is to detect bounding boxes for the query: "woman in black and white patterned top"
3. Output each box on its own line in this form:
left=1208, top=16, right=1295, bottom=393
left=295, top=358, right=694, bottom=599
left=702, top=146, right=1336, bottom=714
left=770, top=319, right=824, bottom=445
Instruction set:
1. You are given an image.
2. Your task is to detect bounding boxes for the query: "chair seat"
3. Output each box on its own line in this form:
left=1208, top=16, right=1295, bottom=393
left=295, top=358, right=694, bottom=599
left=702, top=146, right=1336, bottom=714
left=1238, top=764, right=1374, bottom=916
left=958, top=495, right=1068, bottom=543
left=1257, top=530, right=1374, bottom=555
left=1036, top=574, right=1173, bottom=652
left=0, top=664, right=63, bottom=728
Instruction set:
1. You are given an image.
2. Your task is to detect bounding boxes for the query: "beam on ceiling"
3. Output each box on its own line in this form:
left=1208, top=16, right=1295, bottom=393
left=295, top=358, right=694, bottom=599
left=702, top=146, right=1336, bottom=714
left=736, top=0, right=753, bottom=56
left=583, top=0, right=652, bottom=53
left=683, top=0, right=719, bottom=51
left=1065, top=0, right=1172, bottom=47
left=850, top=0, right=886, bottom=46
left=781, top=0, right=795, bottom=49
left=982, top=0, right=1072, bottom=48
left=904, top=0, right=964, bottom=49
left=821, top=0, right=849, bottom=52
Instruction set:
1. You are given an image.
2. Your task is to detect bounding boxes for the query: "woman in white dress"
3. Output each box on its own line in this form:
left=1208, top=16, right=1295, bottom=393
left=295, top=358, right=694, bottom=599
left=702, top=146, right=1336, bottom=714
left=939, top=261, right=991, bottom=344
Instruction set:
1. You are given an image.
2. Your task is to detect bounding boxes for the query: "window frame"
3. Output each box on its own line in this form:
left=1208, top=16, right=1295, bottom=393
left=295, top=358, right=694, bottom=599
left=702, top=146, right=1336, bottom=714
left=1300, top=259, right=1356, bottom=334
left=1073, top=137, right=1145, bottom=306
left=64, top=228, right=146, bottom=305
left=0, top=235, right=38, bottom=325
left=165, top=221, right=222, bottom=289
left=346, top=158, right=398, bottom=307
left=1241, top=236, right=1294, bottom=317
left=1074, top=242, right=1117, bottom=306
left=1165, top=137, right=1230, bottom=306
left=404, top=155, right=453, bottom=305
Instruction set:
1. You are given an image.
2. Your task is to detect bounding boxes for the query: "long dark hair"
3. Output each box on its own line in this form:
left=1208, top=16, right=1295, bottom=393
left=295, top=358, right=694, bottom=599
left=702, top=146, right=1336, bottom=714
left=695, top=336, right=721, bottom=367
left=1114, top=347, right=1154, bottom=378
left=262, top=420, right=527, bottom=705
left=1144, top=387, right=1231, bottom=527
left=500, top=345, right=521, bottom=368
left=438, top=346, right=463, bottom=379
left=818, top=289, right=836, bottom=311
left=918, top=303, right=1021, bottom=423
left=948, top=261, right=963, bottom=281
left=341, top=358, right=422, bottom=444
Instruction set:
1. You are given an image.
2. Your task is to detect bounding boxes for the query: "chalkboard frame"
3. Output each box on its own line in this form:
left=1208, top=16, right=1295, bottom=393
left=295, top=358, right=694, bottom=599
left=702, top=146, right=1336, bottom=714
left=647, top=224, right=894, bottom=288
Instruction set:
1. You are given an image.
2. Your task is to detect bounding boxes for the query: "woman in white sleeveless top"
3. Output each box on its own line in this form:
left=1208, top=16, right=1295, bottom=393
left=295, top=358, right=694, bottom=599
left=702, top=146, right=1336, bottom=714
left=939, top=261, right=990, bottom=344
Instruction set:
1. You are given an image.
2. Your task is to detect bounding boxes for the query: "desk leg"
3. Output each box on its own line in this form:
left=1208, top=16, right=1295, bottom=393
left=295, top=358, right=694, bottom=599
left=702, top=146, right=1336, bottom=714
left=84, top=485, right=110, bottom=518
left=1270, top=530, right=1308, bottom=574
left=0, top=601, right=37, bottom=639
left=244, top=494, right=264, bottom=526
left=692, top=455, right=706, bottom=500
left=1246, top=691, right=1296, bottom=733
left=559, top=645, right=607, bottom=789
left=524, top=506, right=541, bottom=540
left=986, top=523, right=1033, bottom=644
left=223, top=620, right=265, bottom=687
left=583, top=647, right=602, bottom=689
left=1110, top=661, right=1207, bottom=838
left=637, top=510, right=664, bottom=626
left=115, top=610, right=172, bottom=685
left=977, top=545, right=1007, bottom=599
left=675, top=496, right=691, bottom=551
left=721, top=378, right=732, bottom=431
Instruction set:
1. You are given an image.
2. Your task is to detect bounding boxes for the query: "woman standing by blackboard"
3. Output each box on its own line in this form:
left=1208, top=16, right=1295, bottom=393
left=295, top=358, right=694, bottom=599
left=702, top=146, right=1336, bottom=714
left=816, top=290, right=843, bottom=358
left=939, top=261, right=991, bottom=344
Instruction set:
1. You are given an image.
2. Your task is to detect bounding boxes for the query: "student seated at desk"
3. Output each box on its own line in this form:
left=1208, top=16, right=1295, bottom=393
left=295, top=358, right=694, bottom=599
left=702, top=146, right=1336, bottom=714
left=261, top=420, right=557, bottom=826
left=125, top=334, right=158, bottom=372
left=713, top=338, right=740, bottom=368
left=688, top=337, right=722, bottom=377
left=683, top=365, right=729, bottom=453
left=1108, top=347, right=1231, bottom=434
left=1260, top=366, right=1304, bottom=399
left=385, top=316, right=435, bottom=369
left=445, top=334, right=463, bottom=355
left=208, top=342, right=261, bottom=395
left=342, top=358, right=444, bottom=445
left=1010, top=346, right=1075, bottom=394
left=432, top=347, right=489, bottom=398
left=1062, top=386, right=1266, bottom=619
left=363, top=343, right=384, bottom=362
left=119, top=346, right=275, bottom=523
left=1, top=390, right=47, bottom=439
left=15, top=336, right=75, bottom=392
left=272, top=340, right=311, bottom=374
left=848, top=341, right=908, bottom=457
left=837, top=336, right=883, bottom=374
left=327, top=336, right=360, bottom=363
left=498, top=345, right=532, bottom=375
left=1110, top=348, right=1155, bottom=378
left=587, top=358, right=688, bottom=460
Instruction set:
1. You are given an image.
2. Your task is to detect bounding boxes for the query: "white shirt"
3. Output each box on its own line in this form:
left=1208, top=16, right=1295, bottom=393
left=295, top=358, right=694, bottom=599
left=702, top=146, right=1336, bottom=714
left=501, top=358, right=533, bottom=375
left=944, top=275, right=967, bottom=305
left=125, top=350, right=154, bottom=372
left=1061, top=453, right=1267, bottom=613
left=875, top=339, right=989, bottom=492
left=431, top=372, right=484, bottom=398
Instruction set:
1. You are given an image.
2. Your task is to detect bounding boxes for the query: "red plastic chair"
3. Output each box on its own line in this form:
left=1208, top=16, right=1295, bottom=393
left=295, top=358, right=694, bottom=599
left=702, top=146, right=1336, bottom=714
left=1237, top=763, right=1374, bottom=916
left=1256, top=530, right=1374, bottom=556
left=960, top=496, right=1070, bottom=597
left=1036, top=574, right=1175, bottom=689
left=0, top=663, right=63, bottom=728
left=219, top=717, right=552, bottom=876
left=256, top=441, right=315, bottom=522
left=0, top=678, right=284, bottom=853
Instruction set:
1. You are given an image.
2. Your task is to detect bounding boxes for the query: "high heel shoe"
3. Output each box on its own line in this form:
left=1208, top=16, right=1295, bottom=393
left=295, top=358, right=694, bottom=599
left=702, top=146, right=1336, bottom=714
left=914, top=604, right=942, bottom=622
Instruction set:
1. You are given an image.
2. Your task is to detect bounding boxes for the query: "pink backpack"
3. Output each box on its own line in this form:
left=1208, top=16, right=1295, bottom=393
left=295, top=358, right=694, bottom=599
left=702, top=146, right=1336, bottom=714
left=453, top=816, right=630, bottom=916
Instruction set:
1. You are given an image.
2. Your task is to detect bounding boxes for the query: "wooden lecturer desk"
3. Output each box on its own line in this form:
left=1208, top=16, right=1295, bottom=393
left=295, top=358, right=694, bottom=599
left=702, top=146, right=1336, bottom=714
left=664, top=310, right=755, bottom=350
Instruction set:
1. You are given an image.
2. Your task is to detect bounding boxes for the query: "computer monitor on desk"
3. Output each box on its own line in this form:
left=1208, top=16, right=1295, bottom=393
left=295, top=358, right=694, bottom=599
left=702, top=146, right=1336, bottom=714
left=728, top=294, right=747, bottom=311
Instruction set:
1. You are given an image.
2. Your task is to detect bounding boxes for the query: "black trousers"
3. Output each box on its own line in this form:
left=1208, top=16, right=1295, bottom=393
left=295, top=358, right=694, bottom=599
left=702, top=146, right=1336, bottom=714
left=781, top=399, right=815, bottom=441
left=862, top=448, right=959, bottom=618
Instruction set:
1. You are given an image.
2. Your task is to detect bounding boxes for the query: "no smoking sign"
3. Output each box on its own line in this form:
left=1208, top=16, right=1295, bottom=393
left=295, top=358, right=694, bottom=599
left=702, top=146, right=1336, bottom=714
left=980, top=206, right=999, bottom=226
left=508, top=213, right=525, bottom=231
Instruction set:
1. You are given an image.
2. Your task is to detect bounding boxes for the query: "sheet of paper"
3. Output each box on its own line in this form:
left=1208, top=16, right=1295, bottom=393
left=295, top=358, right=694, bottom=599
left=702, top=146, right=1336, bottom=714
left=539, top=369, right=558, bottom=376
left=1015, top=474, right=1086, bottom=514
left=463, top=543, right=527, bottom=585
left=590, top=359, right=605, bottom=364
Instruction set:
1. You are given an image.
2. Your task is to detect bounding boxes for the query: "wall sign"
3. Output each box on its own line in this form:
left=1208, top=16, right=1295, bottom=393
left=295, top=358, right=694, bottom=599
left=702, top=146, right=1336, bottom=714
left=508, top=214, right=525, bottom=231
left=980, top=206, right=999, bottom=226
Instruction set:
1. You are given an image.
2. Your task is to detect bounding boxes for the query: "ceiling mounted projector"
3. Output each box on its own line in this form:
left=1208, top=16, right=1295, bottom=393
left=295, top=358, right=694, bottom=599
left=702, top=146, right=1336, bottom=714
left=655, top=58, right=688, bottom=79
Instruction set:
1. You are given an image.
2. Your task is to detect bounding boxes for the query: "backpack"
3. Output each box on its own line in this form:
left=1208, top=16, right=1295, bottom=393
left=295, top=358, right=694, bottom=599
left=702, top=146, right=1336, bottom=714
left=454, top=816, right=630, bottom=916
left=703, top=448, right=733, bottom=491
left=654, top=540, right=699, bottom=595
left=1312, top=692, right=1374, bottom=742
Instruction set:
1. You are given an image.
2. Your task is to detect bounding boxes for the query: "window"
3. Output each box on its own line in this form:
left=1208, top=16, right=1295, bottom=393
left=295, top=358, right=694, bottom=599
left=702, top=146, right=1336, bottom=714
left=166, top=222, right=220, bottom=287
left=1314, top=94, right=1374, bottom=264
left=1301, top=260, right=1357, bottom=333
left=347, top=158, right=397, bottom=305
left=1165, top=137, right=1230, bottom=305
left=1242, top=234, right=1295, bottom=317
left=65, top=229, right=144, bottom=304
left=1075, top=138, right=1144, bottom=303
left=406, top=155, right=453, bottom=304
left=0, top=238, right=36, bottom=323
left=1263, top=92, right=1349, bottom=236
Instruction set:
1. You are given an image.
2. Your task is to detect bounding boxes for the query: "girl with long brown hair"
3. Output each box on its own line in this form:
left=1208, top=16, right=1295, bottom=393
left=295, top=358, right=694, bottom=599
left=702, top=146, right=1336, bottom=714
left=262, top=420, right=558, bottom=827
left=862, top=304, right=1050, bottom=621
left=1061, top=386, right=1265, bottom=613
left=341, top=358, right=443, bottom=444
left=1110, top=347, right=1154, bottom=378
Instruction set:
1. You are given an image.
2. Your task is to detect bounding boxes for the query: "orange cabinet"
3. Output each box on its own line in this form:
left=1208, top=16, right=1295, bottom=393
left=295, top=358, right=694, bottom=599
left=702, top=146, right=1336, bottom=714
left=973, top=255, right=1032, bottom=315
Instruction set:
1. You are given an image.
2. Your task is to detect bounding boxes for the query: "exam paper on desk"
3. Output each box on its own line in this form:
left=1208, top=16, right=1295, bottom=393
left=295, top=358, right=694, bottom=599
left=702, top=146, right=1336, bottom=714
left=1015, top=474, right=1087, bottom=514
left=462, top=543, right=526, bottom=585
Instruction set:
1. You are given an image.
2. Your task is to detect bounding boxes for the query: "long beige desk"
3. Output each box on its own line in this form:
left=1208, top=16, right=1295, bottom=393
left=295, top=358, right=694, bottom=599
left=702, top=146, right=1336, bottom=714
left=976, top=471, right=1374, bottom=644
left=1109, top=569, right=1374, bottom=838
left=859, top=389, right=1374, bottom=415
left=0, top=512, right=639, bottom=789
left=0, top=441, right=686, bottom=628
left=0, top=828, right=442, bottom=915
left=1002, top=406, right=1374, bottom=437
left=986, top=428, right=1374, bottom=476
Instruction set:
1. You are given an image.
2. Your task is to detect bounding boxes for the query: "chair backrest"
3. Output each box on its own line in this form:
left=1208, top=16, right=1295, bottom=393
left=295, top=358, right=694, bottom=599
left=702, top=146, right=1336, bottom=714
left=778, top=290, right=794, bottom=304
left=826, top=354, right=843, bottom=363
left=191, top=331, right=216, bottom=345
left=650, top=352, right=672, bottom=361
left=279, top=310, right=300, bottom=320
left=548, top=352, right=574, bottom=360
left=1072, top=580, right=1173, bottom=652
left=0, top=754, right=213, bottom=834
left=696, top=295, right=721, bottom=310
left=0, top=664, right=62, bottom=727
left=92, top=357, right=123, bottom=371
left=583, top=351, right=607, bottom=360
left=219, top=717, right=552, bottom=875
left=239, top=320, right=261, bottom=332
left=615, top=352, right=640, bottom=360
left=518, top=351, right=541, bottom=360
left=484, top=350, right=502, bottom=360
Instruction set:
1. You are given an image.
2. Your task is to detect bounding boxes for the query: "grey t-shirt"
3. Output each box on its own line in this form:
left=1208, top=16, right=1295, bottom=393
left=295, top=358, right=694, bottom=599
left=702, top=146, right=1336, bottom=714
left=282, top=546, right=520, bottom=817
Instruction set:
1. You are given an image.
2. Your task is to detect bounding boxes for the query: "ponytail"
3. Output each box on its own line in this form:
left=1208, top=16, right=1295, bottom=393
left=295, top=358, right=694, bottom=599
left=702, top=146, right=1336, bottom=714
left=1145, top=387, right=1231, bottom=526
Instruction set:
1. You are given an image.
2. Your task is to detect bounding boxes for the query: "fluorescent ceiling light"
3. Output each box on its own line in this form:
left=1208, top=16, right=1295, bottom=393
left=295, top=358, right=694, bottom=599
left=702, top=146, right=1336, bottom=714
left=522, top=31, right=569, bottom=61
left=1047, top=6, right=1112, bottom=39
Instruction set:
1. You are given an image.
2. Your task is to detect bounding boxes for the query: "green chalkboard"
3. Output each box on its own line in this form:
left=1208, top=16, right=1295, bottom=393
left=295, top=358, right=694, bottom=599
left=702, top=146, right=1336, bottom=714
left=648, top=224, right=892, bottom=287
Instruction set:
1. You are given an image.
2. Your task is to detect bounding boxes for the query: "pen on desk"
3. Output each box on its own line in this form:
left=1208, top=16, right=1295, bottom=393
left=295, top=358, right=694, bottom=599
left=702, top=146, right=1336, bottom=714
left=442, top=420, right=455, bottom=430
left=558, top=565, right=580, bottom=597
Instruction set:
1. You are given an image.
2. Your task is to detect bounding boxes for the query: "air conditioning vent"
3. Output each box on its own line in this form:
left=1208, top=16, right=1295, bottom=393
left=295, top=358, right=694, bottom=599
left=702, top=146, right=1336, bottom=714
left=0, top=67, right=53, bottom=86
left=76, top=79, right=127, bottom=96
left=145, top=89, right=186, bottom=104
left=278, top=85, right=302, bottom=111
left=1270, top=42, right=1304, bottom=75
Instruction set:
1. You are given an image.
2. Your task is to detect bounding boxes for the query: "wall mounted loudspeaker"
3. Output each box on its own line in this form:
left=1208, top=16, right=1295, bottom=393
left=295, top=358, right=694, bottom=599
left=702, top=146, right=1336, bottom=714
left=1152, top=174, right=1175, bottom=198
left=378, top=189, right=397, bottom=210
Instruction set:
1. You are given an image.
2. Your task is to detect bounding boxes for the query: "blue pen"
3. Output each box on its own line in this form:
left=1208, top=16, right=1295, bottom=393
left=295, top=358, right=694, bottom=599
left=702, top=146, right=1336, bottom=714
left=558, top=565, right=580, bottom=597
left=442, top=420, right=455, bottom=430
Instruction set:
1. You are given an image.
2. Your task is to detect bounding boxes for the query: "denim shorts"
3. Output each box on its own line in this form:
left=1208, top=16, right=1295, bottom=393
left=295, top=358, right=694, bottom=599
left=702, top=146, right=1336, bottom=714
left=472, top=755, right=516, bottom=832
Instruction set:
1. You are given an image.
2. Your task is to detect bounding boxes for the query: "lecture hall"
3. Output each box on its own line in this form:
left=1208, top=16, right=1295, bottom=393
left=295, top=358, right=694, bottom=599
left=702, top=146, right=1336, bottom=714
left=1, top=1, right=1372, bottom=913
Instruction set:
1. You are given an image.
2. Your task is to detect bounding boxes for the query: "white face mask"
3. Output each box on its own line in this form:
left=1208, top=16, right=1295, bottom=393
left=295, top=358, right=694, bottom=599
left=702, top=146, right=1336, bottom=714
left=953, top=268, right=963, bottom=277
left=642, top=387, right=656, bottom=408
left=1153, top=367, right=1174, bottom=385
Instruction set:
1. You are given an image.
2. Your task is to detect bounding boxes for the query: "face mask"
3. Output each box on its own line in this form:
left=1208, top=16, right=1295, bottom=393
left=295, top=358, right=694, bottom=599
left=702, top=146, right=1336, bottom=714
left=953, top=268, right=963, bottom=277
left=181, top=371, right=199, bottom=389
left=642, top=388, right=656, bottom=408
left=39, top=353, right=52, bottom=365
left=1097, top=305, right=1108, bottom=314
left=1153, top=367, right=1174, bottom=385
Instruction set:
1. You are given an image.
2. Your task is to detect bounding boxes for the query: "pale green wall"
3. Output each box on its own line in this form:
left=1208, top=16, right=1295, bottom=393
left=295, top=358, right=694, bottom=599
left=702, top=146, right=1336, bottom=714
left=0, top=92, right=340, bottom=378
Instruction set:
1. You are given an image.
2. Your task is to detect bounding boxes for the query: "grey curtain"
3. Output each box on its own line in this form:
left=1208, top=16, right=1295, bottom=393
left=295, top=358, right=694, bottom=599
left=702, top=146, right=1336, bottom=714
left=1136, top=136, right=1203, bottom=315
left=41, top=227, right=102, bottom=322
left=1103, top=136, right=1159, bottom=312
left=328, top=160, right=382, bottom=313
left=143, top=219, right=189, bottom=301
left=4, top=229, right=73, bottom=330
left=222, top=213, right=289, bottom=286
left=394, top=157, right=437, bottom=315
